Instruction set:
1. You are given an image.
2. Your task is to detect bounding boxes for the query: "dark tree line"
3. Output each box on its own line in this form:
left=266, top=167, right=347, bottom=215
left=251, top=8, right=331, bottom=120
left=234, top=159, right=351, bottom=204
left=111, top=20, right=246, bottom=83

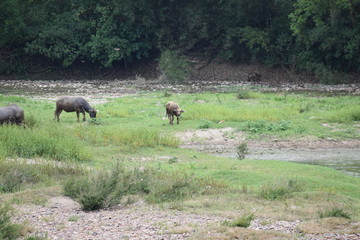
left=1, top=0, right=360, bottom=78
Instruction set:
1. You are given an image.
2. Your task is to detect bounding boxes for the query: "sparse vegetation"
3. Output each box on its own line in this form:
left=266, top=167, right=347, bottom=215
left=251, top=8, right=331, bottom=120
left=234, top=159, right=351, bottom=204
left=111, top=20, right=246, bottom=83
left=319, top=207, right=351, bottom=219
left=259, top=179, right=300, bottom=200
left=0, top=204, right=23, bottom=240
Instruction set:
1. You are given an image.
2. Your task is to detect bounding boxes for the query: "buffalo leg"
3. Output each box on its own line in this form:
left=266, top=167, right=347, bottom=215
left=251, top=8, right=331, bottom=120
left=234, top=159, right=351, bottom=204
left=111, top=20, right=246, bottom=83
left=76, top=112, right=80, bottom=122
left=176, top=116, right=179, bottom=124
left=54, top=110, right=62, bottom=122
left=82, top=112, right=86, bottom=121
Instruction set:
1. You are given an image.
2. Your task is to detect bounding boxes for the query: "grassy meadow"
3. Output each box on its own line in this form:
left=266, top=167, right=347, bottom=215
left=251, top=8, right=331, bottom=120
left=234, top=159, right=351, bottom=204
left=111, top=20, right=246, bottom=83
left=0, top=91, right=360, bottom=238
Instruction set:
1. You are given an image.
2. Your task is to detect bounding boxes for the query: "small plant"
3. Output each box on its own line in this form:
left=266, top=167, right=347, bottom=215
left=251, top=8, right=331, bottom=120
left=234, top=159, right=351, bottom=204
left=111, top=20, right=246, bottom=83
left=241, top=120, right=290, bottom=133
left=318, top=207, right=351, bottom=219
left=164, top=91, right=172, bottom=97
left=198, top=120, right=211, bottom=129
left=25, top=114, right=38, bottom=128
left=168, top=157, right=178, bottom=164
left=236, top=142, right=248, bottom=160
left=237, top=90, right=252, bottom=99
left=223, top=214, right=254, bottom=228
left=88, top=118, right=103, bottom=125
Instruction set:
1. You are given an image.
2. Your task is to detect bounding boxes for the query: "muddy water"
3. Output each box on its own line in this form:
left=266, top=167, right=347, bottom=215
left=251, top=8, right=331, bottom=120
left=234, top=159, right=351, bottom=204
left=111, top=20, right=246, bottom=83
left=215, top=147, right=360, bottom=177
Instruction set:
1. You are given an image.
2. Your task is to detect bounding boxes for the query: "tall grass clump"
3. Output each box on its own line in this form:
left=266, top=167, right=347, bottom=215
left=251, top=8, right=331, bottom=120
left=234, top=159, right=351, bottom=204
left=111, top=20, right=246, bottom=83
left=324, top=106, right=360, bottom=123
left=74, top=126, right=179, bottom=149
left=0, top=160, right=86, bottom=193
left=0, top=123, right=90, bottom=162
left=0, top=95, right=26, bottom=103
left=259, top=179, right=300, bottom=200
left=63, top=164, right=151, bottom=211
left=318, top=207, right=351, bottom=219
left=158, top=50, right=190, bottom=84
left=0, top=204, right=23, bottom=239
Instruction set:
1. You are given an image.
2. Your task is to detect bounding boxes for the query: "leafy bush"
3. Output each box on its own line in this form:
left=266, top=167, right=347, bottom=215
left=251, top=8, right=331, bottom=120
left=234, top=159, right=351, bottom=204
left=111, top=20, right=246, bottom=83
left=64, top=164, right=151, bottom=211
left=223, top=214, right=254, bottom=228
left=0, top=204, right=22, bottom=240
left=236, top=142, right=248, bottom=160
left=319, top=207, right=351, bottom=219
left=236, top=90, right=257, bottom=100
left=259, top=179, right=300, bottom=200
left=158, top=50, right=190, bottom=84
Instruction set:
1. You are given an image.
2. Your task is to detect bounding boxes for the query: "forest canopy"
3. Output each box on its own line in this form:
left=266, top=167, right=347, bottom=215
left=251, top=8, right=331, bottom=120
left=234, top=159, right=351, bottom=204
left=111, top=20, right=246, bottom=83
left=1, top=0, right=360, bottom=77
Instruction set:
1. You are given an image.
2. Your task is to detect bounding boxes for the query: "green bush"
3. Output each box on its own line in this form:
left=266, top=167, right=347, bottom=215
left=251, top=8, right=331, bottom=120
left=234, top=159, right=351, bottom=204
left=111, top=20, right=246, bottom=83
left=0, top=204, right=23, bottom=240
left=64, top=164, right=151, bottom=211
left=224, top=214, right=254, bottom=228
left=198, top=120, right=211, bottom=129
left=236, top=142, right=248, bottom=160
left=158, top=50, right=190, bottom=84
left=319, top=207, right=351, bottom=219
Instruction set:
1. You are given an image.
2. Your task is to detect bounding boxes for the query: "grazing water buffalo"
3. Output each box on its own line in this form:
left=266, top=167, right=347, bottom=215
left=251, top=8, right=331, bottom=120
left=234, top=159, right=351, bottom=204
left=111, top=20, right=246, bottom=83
left=54, top=96, right=97, bottom=122
left=166, top=101, right=184, bottom=125
left=0, top=104, right=24, bottom=125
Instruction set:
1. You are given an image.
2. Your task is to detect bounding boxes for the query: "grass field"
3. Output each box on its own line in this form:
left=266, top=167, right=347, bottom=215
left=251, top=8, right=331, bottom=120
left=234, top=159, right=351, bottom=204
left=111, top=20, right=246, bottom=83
left=0, top=91, right=360, bottom=238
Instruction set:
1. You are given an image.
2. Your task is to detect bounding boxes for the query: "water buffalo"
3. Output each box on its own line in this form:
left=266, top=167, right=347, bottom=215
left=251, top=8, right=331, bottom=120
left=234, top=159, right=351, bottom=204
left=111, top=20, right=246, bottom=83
left=0, top=104, right=24, bottom=125
left=166, top=101, right=184, bottom=125
left=54, top=96, right=97, bottom=122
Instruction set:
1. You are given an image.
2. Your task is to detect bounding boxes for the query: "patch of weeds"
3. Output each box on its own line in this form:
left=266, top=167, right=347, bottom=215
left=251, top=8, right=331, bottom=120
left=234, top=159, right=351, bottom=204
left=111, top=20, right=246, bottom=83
left=241, top=120, right=291, bottom=133
left=25, top=114, right=38, bottom=128
left=223, top=214, right=254, bottom=228
left=259, top=178, right=300, bottom=200
left=25, top=237, right=48, bottom=240
left=236, top=90, right=252, bottom=99
left=198, top=120, right=211, bottom=129
left=88, top=118, right=104, bottom=125
left=319, top=207, right=351, bottom=219
left=164, top=91, right=172, bottom=97
left=68, top=215, right=79, bottom=222
left=0, top=204, right=23, bottom=240
left=236, top=142, right=248, bottom=160
left=168, top=157, right=178, bottom=164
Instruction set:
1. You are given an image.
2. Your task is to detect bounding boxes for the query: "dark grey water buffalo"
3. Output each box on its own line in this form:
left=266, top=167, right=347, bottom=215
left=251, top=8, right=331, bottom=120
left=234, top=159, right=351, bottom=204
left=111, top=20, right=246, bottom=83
left=54, top=96, right=97, bottom=122
left=0, top=104, right=24, bottom=125
left=166, top=101, right=184, bottom=125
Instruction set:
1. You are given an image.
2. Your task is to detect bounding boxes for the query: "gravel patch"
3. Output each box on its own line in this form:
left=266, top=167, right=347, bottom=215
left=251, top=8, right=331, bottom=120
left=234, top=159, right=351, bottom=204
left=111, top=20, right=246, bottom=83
left=13, top=196, right=222, bottom=240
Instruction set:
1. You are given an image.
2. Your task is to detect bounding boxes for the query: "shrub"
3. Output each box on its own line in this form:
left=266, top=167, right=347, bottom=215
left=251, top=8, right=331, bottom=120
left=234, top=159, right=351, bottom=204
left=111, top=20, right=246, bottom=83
left=319, top=207, right=351, bottom=219
left=198, top=120, right=211, bottom=129
left=236, top=91, right=252, bottom=99
left=158, top=50, right=190, bottom=84
left=64, top=164, right=151, bottom=211
left=236, top=142, right=248, bottom=160
left=259, top=179, right=300, bottom=200
left=224, top=214, right=254, bottom=228
left=0, top=204, right=23, bottom=240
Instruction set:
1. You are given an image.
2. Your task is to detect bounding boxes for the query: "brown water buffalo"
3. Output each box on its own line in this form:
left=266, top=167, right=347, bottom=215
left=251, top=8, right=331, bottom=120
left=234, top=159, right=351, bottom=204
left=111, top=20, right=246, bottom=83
left=54, top=96, right=97, bottom=122
left=0, top=104, right=24, bottom=125
left=166, top=101, right=184, bottom=125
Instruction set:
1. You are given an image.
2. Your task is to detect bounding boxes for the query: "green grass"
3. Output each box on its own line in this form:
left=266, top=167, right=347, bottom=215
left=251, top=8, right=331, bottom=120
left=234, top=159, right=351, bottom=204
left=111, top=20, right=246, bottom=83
left=1, top=91, right=360, bottom=225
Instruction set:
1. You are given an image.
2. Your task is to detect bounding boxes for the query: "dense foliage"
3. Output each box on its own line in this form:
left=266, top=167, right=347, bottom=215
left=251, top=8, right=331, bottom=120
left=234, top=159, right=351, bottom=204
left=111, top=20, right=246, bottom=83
left=1, top=0, right=360, bottom=77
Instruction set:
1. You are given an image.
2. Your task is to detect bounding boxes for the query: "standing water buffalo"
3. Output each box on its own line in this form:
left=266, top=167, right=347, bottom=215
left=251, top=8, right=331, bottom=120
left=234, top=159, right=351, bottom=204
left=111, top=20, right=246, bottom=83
left=0, top=104, right=24, bottom=125
left=54, top=96, right=97, bottom=122
left=166, top=101, right=184, bottom=125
